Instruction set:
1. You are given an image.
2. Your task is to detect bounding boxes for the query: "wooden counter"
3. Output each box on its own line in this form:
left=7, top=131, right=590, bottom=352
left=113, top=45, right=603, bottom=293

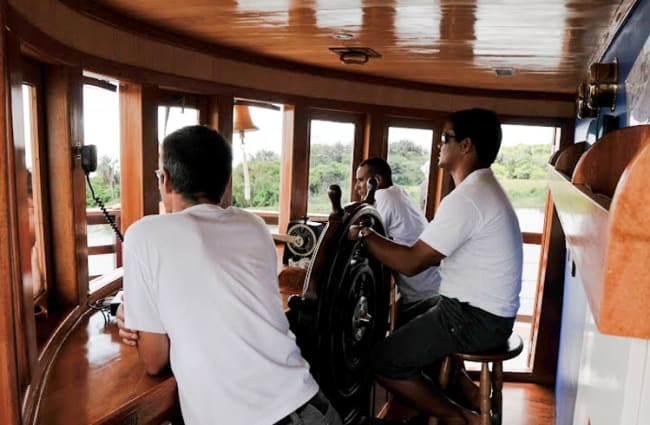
left=35, top=265, right=306, bottom=425
left=37, top=312, right=181, bottom=425
left=548, top=125, right=650, bottom=338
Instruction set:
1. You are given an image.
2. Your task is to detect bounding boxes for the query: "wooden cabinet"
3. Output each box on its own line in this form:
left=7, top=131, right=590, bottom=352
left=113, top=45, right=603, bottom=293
left=548, top=125, right=650, bottom=338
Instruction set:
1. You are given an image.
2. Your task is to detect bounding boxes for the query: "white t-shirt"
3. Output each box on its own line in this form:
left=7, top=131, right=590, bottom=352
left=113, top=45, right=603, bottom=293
left=419, top=169, right=522, bottom=317
left=375, top=185, right=440, bottom=304
left=123, top=204, right=318, bottom=425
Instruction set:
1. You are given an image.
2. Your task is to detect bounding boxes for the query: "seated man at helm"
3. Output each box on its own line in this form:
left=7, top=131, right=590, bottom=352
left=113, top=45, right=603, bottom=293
left=349, top=109, right=523, bottom=425
left=117, top=125, right=342, bottom=425
left=354, top=157, right=441, bottom=323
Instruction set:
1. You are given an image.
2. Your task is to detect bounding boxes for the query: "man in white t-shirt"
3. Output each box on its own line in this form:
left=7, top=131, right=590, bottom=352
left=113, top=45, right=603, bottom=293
left=118, top=126, right=342, bottom=425
left=354, top=157, right=440, bottom=321
left=349, top=109, right=522, bottom=425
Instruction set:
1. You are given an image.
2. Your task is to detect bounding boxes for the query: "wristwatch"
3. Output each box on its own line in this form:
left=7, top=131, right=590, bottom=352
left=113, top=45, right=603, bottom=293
left=357, top=227, right=370, bottom=240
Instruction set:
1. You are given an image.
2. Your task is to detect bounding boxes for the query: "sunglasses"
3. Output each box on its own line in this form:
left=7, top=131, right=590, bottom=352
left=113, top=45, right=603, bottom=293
left=440, top=132, right=458, bottom=144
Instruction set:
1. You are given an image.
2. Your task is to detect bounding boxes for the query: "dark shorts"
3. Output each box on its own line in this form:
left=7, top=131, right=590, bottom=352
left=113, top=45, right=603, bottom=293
left=372, top=295, right=515, bottom=380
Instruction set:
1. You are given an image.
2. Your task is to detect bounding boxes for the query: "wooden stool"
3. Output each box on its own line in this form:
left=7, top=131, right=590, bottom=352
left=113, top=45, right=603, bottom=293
left=431, top=333, right=524, bottom=425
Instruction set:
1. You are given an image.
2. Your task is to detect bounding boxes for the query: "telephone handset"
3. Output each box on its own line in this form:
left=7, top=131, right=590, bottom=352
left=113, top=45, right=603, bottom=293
left=82, top=145, right=124, bottom=242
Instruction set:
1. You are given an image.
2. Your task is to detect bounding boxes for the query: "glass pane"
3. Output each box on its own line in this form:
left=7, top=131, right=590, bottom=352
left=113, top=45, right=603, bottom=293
left=308, top=119, right=355, bottom=215
left=158, top=106, right=199, bottom=140
left=23, top=84, right=47, bottom=300
left=88, top=252, right=117, bottom=278
left=493, top=124, right=557, bottom=233
left=231, top=104, right=283, bottom=211
left=157, top=106, right=200, bottom=213
left=83, top=82, right=121, bottom=282
left=387, top=126, right=433, bottom=211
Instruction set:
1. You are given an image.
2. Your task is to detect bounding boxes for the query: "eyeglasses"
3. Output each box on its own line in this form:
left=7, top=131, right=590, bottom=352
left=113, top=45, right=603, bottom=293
left=440, top=132, right=457, bottom=144
left=154, top=169, right=163, bottom=180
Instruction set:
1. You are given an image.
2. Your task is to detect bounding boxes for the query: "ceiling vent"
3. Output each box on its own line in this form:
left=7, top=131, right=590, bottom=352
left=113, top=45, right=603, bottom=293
left=329, top=47, right=382, bottom=65
left=493, top=67, right=516, bottom=77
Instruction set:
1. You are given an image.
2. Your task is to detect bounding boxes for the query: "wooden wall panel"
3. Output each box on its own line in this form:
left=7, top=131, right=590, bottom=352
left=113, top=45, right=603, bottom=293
left=279, top=104, right=309, bottom=232
left=6, top=27, right=38, bottom=398
left=44, top=65, right=87, bottom=307
left=119, top=83, right=159, bottom=231
left=205, top=95, right=234, bottom=207
left=0, top=1, right=24, bottom=422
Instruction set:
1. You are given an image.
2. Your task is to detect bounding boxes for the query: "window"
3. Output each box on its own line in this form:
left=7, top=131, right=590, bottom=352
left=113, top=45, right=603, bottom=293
left=387, top=126, right=434, bottom=211
left=308, top=119, right=356, bottom=215
left=83, top=79, right=122, bottom=282
left=157, top=104, right=200, bottom=213
left=231, top=103, right=283, bottom=218
left=22, top=83, right=47, bottom=303
left=158, top=106, right=199, bottom=141
left=492, top=123, right=561, bottom=372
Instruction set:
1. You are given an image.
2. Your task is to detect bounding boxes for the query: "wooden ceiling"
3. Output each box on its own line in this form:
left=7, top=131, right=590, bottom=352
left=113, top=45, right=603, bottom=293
left=80, top=0, right=634, bottom=95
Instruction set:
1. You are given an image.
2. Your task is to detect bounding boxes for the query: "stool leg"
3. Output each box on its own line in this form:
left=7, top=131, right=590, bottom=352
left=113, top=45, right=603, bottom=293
left=492, top=361, right=503, bottom=425
left=428, top=357, right=452, bottom=425
left=479, top=362, right=491, bottom=425
left=439, top=357, right=452, bottom=390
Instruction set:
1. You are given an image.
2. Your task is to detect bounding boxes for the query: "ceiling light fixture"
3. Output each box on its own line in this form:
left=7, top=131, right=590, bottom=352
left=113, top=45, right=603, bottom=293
left=333, top=32, right=354, bottom=41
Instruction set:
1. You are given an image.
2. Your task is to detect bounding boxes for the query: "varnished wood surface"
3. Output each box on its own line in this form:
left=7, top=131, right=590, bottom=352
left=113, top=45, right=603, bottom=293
left=385, top=382, right=555, bottom=425
left=548, top=125, right=650, bottom=338
left=37, top=311, right=180, bottom=425
left=573, top=126, right=650, bottom=198
left=44, top=64, right=88, bottom=307
left=0, top=0, right=24, bottom=421
left=73, top=0, right=633, bottom=95
left=9, top=1, right=576, bottom=118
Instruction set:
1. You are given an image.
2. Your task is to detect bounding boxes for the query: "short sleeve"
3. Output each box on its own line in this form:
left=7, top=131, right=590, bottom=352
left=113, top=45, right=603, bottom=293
left=374, top=190, right=395, bottom=236
left=419, top=193, right=480, bottom=257
left=123, top=233, right=166, bottom=334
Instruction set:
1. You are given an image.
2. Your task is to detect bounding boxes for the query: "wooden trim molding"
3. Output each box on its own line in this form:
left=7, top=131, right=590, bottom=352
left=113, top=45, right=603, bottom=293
left=44, top=64, right=88, bottom=307
left=0, top=1, right=24, bottom=421
left=119, top=83, right=159, bottom=231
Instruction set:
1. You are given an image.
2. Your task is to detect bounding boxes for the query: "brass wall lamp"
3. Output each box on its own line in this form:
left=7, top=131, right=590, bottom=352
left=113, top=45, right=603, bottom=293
left=587, top=58, right=618, bottom=111
left=577, top=81, right=598, bottom=119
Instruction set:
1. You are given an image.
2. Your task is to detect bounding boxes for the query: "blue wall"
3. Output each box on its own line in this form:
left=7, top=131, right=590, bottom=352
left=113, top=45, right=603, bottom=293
left=559, top=0, right=650, bottom=422
left=575, top=0, right=650, bottom=142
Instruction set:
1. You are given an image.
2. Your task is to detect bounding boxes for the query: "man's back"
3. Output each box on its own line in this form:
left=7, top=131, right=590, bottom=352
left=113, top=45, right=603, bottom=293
left=375, top=185, right=440, bottom=303
left=124, top=204, right=318, bottom=425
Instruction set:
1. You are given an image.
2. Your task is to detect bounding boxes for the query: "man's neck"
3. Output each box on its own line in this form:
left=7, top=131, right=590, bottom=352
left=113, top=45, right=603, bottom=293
left=450, top=163, right=482, bottom=186
left=169, top=193, right=219, bottom=212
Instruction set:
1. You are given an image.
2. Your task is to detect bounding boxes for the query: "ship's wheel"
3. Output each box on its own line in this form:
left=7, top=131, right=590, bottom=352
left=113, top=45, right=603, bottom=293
left=288, top=179, right=391, bottom=425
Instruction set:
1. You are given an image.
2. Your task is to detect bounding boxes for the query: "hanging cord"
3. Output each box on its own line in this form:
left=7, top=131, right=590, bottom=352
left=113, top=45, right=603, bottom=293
left=85, top=173, right=124, bottom=242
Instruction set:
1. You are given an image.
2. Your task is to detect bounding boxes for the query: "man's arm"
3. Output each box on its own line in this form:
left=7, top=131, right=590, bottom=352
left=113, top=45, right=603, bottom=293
left=348, top=225, right=445, bottom=276
left=137, top=331, right=170, bottom=375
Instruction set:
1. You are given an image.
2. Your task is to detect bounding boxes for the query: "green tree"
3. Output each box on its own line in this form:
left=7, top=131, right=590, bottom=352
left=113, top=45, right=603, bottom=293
left=388, top=139, right=428, bottom=187
left=86, top=155, right=120, bottom=207
left=232, top=150, right=281, bottom=209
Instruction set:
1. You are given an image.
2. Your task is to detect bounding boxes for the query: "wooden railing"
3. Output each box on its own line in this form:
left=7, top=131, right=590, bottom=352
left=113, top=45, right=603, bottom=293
left=86, top=207, right=122, bottom=280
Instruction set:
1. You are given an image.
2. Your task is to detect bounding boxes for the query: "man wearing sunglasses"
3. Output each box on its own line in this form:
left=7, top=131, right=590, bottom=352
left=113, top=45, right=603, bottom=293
left=350, top=109, right=522, bottom=425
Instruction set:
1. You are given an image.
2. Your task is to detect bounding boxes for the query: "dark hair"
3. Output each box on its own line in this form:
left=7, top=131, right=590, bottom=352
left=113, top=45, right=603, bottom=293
left=449, top=108, right=502, bottom=167
left=162, top=125, right=232, bottom=203
left=358, top=157, right=393, bottom=187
